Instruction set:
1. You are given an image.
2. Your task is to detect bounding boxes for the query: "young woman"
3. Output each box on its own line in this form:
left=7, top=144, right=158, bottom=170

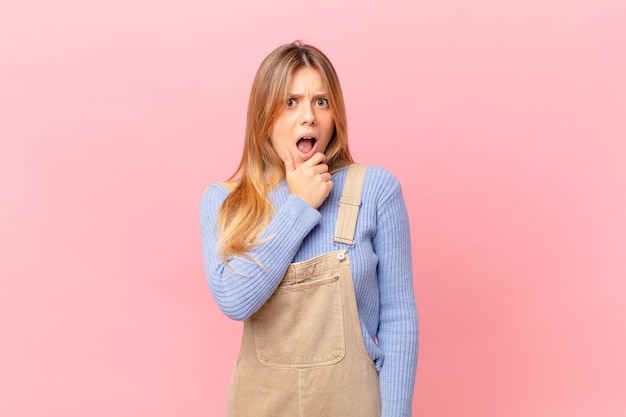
left=200, top=41, right=418, bottom=417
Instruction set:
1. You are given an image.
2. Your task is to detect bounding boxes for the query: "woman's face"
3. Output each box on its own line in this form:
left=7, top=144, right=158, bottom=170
left=269, top=67, right=335, bottom=168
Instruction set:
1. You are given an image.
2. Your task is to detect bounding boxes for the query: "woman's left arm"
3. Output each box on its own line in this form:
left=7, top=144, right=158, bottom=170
left=373, top=179, right=419, bottom=417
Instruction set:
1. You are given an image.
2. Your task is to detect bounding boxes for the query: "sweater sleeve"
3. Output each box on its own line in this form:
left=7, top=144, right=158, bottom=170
left=200, top=183, right=322, bottom=320
left=373, top=179, right=419, bottom=417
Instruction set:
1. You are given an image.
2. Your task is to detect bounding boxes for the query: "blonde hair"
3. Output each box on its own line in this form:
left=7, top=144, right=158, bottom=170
left=217, top=41, right=353, bottom=262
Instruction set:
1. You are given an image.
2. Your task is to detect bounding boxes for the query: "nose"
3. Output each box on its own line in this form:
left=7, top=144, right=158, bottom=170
left=300, top=103, right=316, bottom=125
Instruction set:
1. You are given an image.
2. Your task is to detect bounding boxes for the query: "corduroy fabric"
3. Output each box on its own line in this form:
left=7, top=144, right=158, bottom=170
left=226, top=251, right=381, bottom=417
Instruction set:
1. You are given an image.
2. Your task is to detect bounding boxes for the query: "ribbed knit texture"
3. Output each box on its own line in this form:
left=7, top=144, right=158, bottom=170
left=200, top=165, right=418, bottom=417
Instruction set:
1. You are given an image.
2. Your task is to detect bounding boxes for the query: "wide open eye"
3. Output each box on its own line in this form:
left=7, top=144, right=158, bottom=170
left=286, top=98, right=297, bottom=107
left=316, top=98, right=329, bottom=107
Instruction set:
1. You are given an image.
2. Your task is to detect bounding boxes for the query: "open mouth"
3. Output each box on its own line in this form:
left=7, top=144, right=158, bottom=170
left=296, top=136, right=317, bottom=154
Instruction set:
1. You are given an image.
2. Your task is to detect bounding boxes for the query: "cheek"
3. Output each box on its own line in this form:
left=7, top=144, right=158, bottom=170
left=324, top=118, right=336, bottom=139
left=269, top=123, right=283, bottom=147
left=270, top=117, right=290, bottom=141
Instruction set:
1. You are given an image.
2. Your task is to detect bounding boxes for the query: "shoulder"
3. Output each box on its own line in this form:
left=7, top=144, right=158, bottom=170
left=340, top=164, right=399, bottom=185
left=200, top=181, right=236, bottom=214
left=359, top=165, right=402, bottom=203
left=202, top=182, right=231, bottom=198
left=362, top=165, right=400, bottom=186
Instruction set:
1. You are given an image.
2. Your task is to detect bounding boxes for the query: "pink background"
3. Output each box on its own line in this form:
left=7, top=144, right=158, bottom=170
left=1, top=1, right=625, bottom=416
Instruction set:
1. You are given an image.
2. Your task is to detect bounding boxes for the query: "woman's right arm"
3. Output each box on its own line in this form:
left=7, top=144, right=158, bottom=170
left=200, top=183, right=321, bottom=321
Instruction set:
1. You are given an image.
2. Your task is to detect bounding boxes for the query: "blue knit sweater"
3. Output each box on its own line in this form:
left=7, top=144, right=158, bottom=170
left=200, top=165, right=418, bottom=417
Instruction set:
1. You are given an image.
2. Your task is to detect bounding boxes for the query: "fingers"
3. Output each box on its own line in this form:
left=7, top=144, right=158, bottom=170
left=284, top=151, right=333, bottom=209
left=300, top=152, right=327, bottom=168
left=314, top=161, right=329, bottom=173
left=284, top=150, right=296, bottom=174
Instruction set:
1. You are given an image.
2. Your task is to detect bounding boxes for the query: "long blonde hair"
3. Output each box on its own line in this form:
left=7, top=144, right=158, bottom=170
left=217, top=41, right=353, bottom=262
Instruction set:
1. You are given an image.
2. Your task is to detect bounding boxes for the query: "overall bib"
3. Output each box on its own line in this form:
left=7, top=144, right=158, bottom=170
left=226, top=164, right=381, bottom=417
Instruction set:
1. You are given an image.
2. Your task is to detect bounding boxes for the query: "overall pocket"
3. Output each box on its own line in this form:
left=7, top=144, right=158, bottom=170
left=252, top=275, right=345, bottom=367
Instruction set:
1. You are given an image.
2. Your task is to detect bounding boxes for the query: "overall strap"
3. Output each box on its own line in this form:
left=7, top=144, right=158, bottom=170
left=333, top=164, right=367, bottom=245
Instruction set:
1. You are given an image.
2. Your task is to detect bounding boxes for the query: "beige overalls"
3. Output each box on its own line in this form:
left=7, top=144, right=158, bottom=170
left=226, top=164, right=381, bottom=417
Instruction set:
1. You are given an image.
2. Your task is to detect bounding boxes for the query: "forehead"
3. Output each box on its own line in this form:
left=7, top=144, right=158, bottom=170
left=287, top=67, right=328, bottom=93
